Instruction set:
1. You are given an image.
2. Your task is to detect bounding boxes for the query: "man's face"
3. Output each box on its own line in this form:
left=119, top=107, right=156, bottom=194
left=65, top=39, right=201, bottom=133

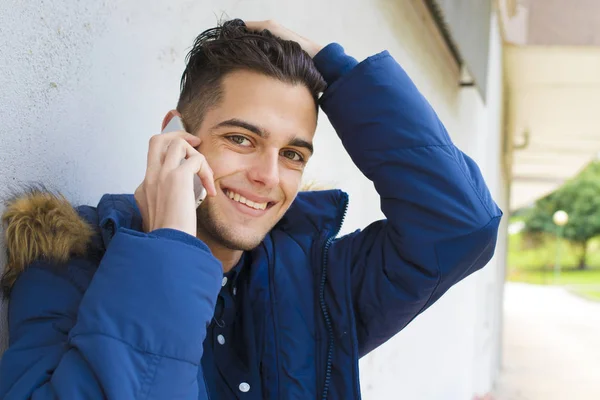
left=191, top=70, right=318, bottom=250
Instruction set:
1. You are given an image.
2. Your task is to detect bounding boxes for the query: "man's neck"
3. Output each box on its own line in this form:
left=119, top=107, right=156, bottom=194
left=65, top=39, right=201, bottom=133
left=196, top=232, right=243, bottom=273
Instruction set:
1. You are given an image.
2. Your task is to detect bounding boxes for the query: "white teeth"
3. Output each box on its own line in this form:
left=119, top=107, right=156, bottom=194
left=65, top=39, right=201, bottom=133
left=226, top=190, right=268, bottom=210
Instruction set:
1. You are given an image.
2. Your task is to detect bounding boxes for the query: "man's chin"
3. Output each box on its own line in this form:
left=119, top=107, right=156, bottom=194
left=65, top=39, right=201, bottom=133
left=216, top=231, right=266, bottom=251
left=196, top=203, right=276, bottom=250
left=201, top=219, right=268, bottom=251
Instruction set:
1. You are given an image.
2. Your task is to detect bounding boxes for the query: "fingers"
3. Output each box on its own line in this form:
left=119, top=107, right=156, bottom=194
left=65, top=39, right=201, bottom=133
left=245, top=20, right=288, bottom=39
left=160, top=138, right=217, bottom=197
left=162, top=138, right=195, bottom=171
left=244, top=20, right=277, bottom=32
left=146, top=131, right=201, bottom=172
left=244, top=20, right=322, bottom=58
left=179, top=152, right=217, bottom=197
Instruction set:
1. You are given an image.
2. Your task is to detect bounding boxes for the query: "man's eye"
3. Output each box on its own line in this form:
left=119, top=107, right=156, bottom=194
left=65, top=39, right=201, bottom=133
left=281, top=150, right=303, bottom=162
left=228, top=135, right=251, bottom=146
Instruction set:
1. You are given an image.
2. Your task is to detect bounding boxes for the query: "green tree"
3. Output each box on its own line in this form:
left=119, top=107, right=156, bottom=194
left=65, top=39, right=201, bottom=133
left=523, top=161, right=600, bottom=270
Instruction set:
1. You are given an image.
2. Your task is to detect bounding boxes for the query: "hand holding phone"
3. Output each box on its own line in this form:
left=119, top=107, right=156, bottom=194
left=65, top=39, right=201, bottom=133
left=162, top=116, right=207, bottom=208
left=134, top=116, right=215, bottom=236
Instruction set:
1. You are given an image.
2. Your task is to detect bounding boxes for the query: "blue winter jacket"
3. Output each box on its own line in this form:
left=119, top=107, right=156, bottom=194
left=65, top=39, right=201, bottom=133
left=0, top=44, right=502, bottom=399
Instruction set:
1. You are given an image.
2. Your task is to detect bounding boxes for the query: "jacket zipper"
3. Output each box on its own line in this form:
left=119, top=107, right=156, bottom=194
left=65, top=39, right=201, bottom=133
left=319, top=192, right=349, bottom=400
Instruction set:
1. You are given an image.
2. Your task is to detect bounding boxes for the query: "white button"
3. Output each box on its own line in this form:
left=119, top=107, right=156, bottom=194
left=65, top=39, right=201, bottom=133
left=233, top=287, right=237, bottom=296
left=238, top=382, right=250, bottom=392
left=222, top=276, right=228, bottom=287
left=217, top=334, right=225, bottom=345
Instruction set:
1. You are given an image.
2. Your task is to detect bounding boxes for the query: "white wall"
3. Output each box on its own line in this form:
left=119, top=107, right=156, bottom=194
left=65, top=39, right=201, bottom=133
left=0, top=1, right=508, bottom=398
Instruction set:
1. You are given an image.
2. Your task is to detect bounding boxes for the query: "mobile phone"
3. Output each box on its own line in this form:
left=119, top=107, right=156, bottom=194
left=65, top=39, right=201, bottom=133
left=161, top=116, right=207, bottom=208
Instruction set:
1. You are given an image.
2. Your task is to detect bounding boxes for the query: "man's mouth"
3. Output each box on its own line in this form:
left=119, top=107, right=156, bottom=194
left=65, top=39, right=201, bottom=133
left=224, top=189, right=273, bottom=211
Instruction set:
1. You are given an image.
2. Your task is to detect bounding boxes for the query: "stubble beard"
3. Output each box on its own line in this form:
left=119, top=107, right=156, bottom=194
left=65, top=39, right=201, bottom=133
left=195, top=199, right=268, bottom=251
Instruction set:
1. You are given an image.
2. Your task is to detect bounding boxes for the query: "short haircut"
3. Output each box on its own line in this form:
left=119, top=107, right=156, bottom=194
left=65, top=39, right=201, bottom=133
left=177, top=19, right=327, bottom=133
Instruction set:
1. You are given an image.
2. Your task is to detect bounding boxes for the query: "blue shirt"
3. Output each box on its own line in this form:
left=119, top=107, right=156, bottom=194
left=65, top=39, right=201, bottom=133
left=201, top=252, right=262, bottom=399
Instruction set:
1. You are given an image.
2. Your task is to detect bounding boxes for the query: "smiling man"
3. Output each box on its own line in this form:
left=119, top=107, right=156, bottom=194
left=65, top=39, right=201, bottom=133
left=0, top=19, right=502, bottom=399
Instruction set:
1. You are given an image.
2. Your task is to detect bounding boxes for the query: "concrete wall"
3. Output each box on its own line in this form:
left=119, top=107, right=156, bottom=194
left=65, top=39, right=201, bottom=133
left=0, top=1, right=507, bottom=398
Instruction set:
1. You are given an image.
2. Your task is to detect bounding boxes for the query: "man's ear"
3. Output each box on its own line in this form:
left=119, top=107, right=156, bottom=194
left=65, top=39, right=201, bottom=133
left=161, top=109, right=182, bottom=131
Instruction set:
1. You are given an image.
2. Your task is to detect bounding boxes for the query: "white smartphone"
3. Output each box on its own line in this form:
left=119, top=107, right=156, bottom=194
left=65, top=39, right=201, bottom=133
left=162, top=116, right=207, bottom=208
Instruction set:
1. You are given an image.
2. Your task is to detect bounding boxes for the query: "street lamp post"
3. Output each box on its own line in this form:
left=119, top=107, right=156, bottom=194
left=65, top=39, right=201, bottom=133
left=553, top=210, right=569, bottom=284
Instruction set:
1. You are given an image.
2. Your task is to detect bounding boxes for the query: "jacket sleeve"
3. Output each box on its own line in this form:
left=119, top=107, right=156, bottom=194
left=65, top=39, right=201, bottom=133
left=0, top=228, right=222, bottom=399
left=315, top=44, right=503, bottom=356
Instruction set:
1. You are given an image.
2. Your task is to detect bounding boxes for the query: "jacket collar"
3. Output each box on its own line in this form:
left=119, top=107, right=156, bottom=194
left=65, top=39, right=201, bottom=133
left=96, top=189, right=348, bottom=248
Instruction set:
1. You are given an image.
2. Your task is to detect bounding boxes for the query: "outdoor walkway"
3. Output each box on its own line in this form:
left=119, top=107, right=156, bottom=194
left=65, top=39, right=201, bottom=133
left=494, top=283, right=600, bottom=400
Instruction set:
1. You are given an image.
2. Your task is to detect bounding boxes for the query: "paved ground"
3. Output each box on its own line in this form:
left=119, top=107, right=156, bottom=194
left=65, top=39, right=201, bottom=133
left=494, top=283, right=600, bottom=400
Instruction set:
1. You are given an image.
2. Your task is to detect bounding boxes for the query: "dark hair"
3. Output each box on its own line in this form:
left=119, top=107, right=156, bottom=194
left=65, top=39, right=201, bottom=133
left=177, top=19, right=327, bottom=133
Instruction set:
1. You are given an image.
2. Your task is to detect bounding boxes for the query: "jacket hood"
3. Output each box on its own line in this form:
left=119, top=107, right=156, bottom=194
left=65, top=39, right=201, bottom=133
left=1, top=187, right=94, bottom=293
left=1, top=185, right=347, bottom=294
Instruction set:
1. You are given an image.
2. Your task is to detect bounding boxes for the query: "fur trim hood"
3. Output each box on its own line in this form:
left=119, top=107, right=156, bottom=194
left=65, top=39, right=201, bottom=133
left=1, top=188, right=93, bottom=294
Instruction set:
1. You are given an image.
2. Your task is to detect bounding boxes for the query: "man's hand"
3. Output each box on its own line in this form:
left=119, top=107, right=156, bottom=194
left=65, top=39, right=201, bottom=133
left=135, top=131, right=216, bottom=237
left=245, top=20, right=324, bottom=58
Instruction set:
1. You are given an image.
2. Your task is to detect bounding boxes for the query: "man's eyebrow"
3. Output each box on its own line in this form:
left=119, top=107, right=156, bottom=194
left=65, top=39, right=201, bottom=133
left=212, top=118, right=268, bottom=137
left=289, top=137, right=314, bottom=155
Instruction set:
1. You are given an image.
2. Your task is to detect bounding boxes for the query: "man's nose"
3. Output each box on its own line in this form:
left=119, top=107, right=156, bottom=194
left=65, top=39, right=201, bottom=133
left=248, top=151, right=280, bottom=188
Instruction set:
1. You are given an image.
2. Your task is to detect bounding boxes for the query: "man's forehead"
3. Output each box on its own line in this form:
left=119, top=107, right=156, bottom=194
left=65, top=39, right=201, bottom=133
left=206, top=72, right=318, bottom=139
left=220, top=71, right=313, bottom=102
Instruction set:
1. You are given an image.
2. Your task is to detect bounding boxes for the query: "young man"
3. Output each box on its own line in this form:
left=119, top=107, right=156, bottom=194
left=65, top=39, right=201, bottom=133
left=0, top=19, right=502, bottom=399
